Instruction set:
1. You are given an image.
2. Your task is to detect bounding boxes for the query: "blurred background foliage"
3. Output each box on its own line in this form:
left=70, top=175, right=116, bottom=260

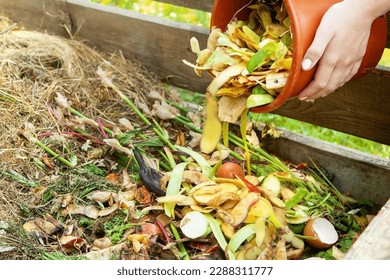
left=91, top=0, right=390, bottom=158
left=93, top=0, right=211, bottom=27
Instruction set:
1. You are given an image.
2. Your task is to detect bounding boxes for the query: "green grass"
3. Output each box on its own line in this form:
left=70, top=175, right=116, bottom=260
left=91, top=0, right=390, bottom=158
left=250, top=113, right=390, bottom=157
left=379, top=48, right=390, bottom=66
left=92, top=0, right=211, bottom=27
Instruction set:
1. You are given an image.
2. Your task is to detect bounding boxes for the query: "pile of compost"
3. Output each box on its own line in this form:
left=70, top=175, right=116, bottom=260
left=0, top=16, right=373, bottom=260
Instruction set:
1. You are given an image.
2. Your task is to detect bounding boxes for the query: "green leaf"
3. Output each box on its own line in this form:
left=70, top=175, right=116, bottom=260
left=203, top=51, right=236, bottom=68
left=228, top=223, right=256, bottom=253
left=285, top=188, right=308, bottom=209
left=205, top=214, right=235, bottom=260
left=242, top=26, right=260, bottom=45
left=252, top=85, right=268, bottom=95
left=274, top=41, right=288, bottom=60
left=164, top=162, right=189, bottom=217
left=246, top=42, right=277, bottom=73
left=246, top=93, right=274, bottom=108
left=174, top=145, right=212, bottom=177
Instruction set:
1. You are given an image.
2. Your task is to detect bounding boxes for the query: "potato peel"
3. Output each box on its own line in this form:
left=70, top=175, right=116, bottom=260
left=200, top=93, right=222, bottom=154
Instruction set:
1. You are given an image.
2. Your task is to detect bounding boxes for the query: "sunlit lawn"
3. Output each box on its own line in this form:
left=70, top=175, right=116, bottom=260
left=92, top=0, right=390, bottom=158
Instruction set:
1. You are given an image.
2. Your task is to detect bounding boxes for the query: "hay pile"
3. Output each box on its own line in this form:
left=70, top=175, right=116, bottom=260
left=0, top=16, right=170, bottom=231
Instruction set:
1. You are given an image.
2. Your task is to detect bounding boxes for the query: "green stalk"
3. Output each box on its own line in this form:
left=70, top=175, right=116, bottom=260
left=68, top=106, right=114, bottom=136
left=151, top=119, right=176, bottom=149
left=106, top=82, right=151, bottom=126
left=173, top=116, right=202, bottom=133
left=309, top=160, right=346, bottom=201
left=169, top=223, right=190, bottom=260
left=170, top=109, right=286, bottom=169
left=2, top=170, right=39, bottom=188
left=103, top=79, right=183, bottom=161
left=171, top=113, right=275, bottom=173
left=34, top=138, right=77, bottom=167
left=67, top=104, right=174, bottom=172
left=166, top=101, right=191, bottom=114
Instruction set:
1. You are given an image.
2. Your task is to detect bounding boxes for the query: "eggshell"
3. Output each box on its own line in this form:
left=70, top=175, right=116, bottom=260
left=303, top=217, right=338, bottom=249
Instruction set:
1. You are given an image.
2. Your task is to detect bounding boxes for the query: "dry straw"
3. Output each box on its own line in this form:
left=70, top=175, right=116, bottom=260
left=0, top=15, right=165, bottom=226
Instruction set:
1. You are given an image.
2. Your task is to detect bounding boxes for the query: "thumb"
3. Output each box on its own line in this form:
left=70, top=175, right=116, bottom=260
left=301, top=28, right=333, bottom=71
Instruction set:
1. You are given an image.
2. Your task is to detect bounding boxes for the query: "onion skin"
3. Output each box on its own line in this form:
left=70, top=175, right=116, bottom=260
left=216, top=162, right=260, bottom=193
left=216, top=162, right=244, bottom=179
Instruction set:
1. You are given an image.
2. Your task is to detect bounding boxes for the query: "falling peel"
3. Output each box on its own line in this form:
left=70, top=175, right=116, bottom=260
left=200, top=93, right=222, bottom=154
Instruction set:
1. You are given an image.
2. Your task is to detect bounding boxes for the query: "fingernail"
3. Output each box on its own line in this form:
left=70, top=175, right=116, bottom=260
left=306, top=99, right=315, bottom=103
left=301, top=58, right=312, bottom=71
left=298, top=96, right=308, bottom=101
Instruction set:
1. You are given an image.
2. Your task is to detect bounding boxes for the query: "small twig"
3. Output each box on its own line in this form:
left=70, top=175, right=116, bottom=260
left=97, top=119, right=108, bottom=139
left=0, top=23, right=18, bottom=35
left=155, top=219, right=171, bottom=244
left=67, top=106, right=114, bottom=136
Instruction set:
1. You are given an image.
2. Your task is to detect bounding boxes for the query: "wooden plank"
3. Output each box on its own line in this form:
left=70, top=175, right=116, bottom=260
left=0, top=0, right=70, bottom=37
left=386, top=12, right=390, bottom=48
left=156, top=0, right=213, bottom=12
left=274, top=69, right=390, bottom=145
left=261, top=126, right=390, bottom=207
left=64, top=0, right=212, bottom=94
left=344, top=199, right=390, bottom=259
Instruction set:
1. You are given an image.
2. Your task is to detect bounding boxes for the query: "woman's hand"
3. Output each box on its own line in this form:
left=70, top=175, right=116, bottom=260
left=297, top=0, right=387, bottom=102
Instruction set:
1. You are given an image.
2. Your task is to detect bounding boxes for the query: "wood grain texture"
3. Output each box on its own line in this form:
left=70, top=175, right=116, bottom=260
left=274, top=69, right=390, bottom=145
left=157, top=0, right=213, bottom=12
left=65, top=0, right=212, bottom=93
left=0, top=0, right=70, bottom=37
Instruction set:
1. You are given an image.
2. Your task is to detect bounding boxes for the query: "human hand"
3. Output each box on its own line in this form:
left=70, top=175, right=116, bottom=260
left=297, top=1, right=377, bottom=102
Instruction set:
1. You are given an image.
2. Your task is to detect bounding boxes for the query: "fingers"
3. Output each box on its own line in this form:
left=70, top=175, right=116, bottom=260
left=300, top=24, right=334, bottom=72
left=298, top=30, right=365, bottom=101
left=298, top=59, right=335, bottom=101
left=301, top=66, right=348, bottom=101
left=298, top=46, right=363, bottom=102
left=295, top=1, right=374, bottom=103
left=346, top=61, right=361, bottom=81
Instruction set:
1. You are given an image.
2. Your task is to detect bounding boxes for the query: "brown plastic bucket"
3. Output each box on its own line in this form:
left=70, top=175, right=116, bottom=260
left=210, top=0, right=388, bottom=113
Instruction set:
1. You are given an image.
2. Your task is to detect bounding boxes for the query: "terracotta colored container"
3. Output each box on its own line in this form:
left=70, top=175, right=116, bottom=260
left=211, top=0, right=388, bottom=113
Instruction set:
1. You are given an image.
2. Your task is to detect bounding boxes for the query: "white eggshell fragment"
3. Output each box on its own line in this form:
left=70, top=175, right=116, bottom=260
left=303, top=217, right=339, bottom=249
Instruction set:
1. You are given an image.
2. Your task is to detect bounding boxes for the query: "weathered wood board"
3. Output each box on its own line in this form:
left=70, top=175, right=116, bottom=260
left=157, top=0, right=214, bottom=12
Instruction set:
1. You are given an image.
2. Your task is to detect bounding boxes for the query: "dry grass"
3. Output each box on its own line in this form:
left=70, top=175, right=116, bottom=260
left=0, top=16, right=172, bottom=258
